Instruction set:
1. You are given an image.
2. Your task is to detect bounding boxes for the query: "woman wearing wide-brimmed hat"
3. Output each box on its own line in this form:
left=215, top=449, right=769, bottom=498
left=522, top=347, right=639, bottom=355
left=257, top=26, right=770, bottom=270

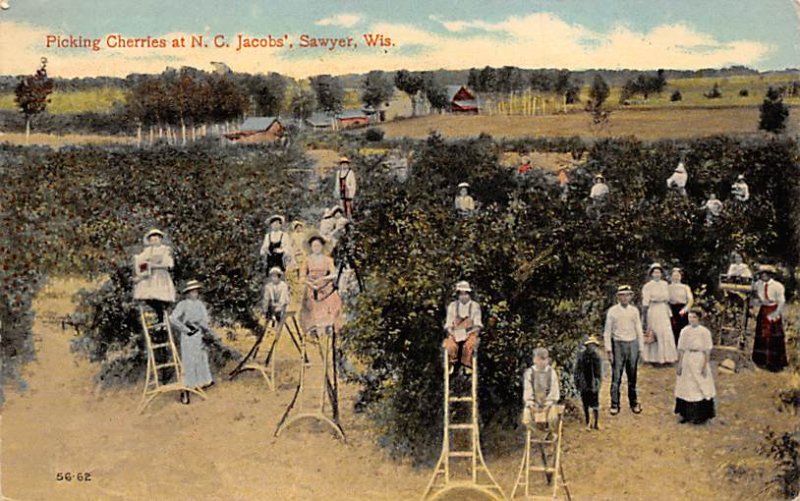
left=299, top=234, right=342, bottom=336
left=133, top=228, right=176, bottom=321
left=454, top=182, right=475, bottom=216
left=752, top=264, right=788, bottom=372
left=641, top=263, right=678, bottom=365
left=170, top=280, right=215, bottom=404
left=259, top=214, right=294, bottom=274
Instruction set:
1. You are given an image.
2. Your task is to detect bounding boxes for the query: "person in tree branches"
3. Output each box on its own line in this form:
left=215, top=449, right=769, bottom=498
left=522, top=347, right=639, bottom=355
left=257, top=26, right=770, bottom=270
left=454, top=182, right=476, bottom=216
left=731, top=174, right=750, bottom=202
left=604, top=285, right=645, bottom=416
left=518, top=155, right=532, bottom=175
left=334, top=156, right=357, bottom=219
left=170, top=280, right=217, bottom=405
left=752, top=265, right=788, bottom=372
left=666, top=161, right=688, bottom=196
left=574, top=336, right=603, bottom=430
left=522, top=347, right=561, bottom=430
left=442, top=281, right=482, bottom=375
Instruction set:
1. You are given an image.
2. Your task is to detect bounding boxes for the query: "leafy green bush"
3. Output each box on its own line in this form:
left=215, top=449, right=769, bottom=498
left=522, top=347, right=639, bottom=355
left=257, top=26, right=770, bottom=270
left=762, top=428, right=800, bottom=499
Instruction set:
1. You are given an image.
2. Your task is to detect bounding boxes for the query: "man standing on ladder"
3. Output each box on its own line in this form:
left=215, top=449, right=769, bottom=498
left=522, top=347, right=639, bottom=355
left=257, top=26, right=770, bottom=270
left=334, top=156, right=357, bottom=219
left=170, top=280, right=217, bottom=405
left=442, top=281, right=482, bottom=376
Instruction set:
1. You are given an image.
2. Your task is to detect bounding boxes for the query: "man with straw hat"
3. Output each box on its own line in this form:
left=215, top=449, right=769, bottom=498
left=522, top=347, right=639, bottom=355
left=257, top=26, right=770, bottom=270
left=170, top=280, right=216, bottom=405
left=603, top=285, right=645, bottom=415
left=752, top=264, right=788, bottom=372
left=574, top=336, right=603, bottom=430
left=454, top=182, right=476, bottom=216
left=442, top=280, right=482, bottom=375
left=334, top=156, right=357, bottom=218
left=263, top=267, right=290, bottom=324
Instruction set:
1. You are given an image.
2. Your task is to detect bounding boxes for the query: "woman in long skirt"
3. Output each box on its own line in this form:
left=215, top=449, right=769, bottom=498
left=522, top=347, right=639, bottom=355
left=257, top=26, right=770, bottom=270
left=675, top=309, right=716, bottom=424
left=668, top=267, right=693, bottom=346
left=300, top=235, right=342, bottom=336
left=752, top=265, right=788, bottom=372
left=133, top=228, right=176, bottom=321
left=642, top=263, right=678, bottom=364
left=169, top=280, right=215, bottom=405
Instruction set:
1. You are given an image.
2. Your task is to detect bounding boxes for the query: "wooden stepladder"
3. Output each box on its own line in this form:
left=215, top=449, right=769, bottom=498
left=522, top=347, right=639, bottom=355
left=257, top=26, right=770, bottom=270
left=274, top=326, right=345, bottom=441
left=138, top=304, right=206, bottom=413
left=511, top=405, right=572, bottom=501
left=228, top=311, right=306, bottom=390
left=423, top=350, right=506, bottom=501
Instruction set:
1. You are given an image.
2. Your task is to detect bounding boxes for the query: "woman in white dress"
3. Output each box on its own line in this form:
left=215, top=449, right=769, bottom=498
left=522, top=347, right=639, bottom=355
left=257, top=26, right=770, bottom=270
left=133, top=228, right=176, bottom=322
left=674, top=309, right=716, bottom=424
left=641, top=263, right=678, bottom=364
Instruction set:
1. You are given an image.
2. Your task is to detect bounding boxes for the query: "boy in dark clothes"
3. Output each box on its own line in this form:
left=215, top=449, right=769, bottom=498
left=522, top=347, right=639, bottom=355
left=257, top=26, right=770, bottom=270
left=574, top=336, right=603, bottom=430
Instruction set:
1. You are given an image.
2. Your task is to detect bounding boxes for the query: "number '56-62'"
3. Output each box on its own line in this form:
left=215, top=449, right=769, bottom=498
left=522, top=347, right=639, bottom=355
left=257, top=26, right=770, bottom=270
left=55, top=472, right=91, bottom=482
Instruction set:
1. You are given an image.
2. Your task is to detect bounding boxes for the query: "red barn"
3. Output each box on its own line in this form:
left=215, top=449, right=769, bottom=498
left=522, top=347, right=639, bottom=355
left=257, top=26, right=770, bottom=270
left=336, top=109, right=370, bottom=128
left=446, top=85, right=480, bottom=113
left=225, top=117, right=284, bottom=143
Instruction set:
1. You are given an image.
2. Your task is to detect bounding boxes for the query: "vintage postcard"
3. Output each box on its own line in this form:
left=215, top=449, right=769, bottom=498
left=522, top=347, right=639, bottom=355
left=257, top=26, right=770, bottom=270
left=1, top=1, right=799, bottom=500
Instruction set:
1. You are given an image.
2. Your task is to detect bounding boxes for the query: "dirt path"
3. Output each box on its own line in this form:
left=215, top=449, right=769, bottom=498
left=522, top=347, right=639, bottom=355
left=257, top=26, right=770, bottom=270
left=2, top=278, right=796, bottom=500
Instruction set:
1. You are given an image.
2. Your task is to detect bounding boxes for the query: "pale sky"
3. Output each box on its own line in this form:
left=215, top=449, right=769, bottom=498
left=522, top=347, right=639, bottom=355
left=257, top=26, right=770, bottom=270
left=0, top=0, right=798, bottom=78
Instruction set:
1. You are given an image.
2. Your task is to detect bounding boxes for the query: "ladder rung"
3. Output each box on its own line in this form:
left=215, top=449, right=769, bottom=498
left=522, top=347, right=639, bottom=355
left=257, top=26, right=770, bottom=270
left=148, top=322, right=167, bottom=329
left=448, top=451, right=473, bottom=457
left=448, top=424, right=474, bottom=430
left=449, top=397, right=473, bottom=402
left=155, top=363, right=177, bottom=370
left=151, top=343, right=171, bottom=349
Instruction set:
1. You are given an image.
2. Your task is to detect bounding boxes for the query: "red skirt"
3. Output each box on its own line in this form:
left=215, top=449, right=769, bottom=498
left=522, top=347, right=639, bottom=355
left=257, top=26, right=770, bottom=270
left=752, top=304, right=788, bottom=372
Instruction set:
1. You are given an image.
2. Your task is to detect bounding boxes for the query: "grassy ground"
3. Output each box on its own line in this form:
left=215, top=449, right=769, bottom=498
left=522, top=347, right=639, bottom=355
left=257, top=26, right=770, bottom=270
left=378, top=106, right=800, bottom=141
left=0, top=132, right=134, bottom=146
left=0, top=87, right=126, bottom=114
left=1, top=277, right=797, bottom=500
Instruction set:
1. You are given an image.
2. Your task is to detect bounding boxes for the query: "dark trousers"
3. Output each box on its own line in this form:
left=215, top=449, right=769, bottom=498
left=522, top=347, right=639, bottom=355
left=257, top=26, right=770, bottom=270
left=610, top=339, right=639, bottom=409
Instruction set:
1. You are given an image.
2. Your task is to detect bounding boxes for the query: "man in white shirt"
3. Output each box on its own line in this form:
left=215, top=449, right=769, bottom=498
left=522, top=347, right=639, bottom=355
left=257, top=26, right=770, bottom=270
left=522, top=347, right=561, bottom=429
left=603, top=285, right=645, bottom=415
left=334, top=156, right=357, bottom=218
left=442, top=281, right=482, bottom=374
left=752, top=265, right=788, bottom=372
left=666, top=162, right=688, bottom=196
left=731, top=174, right=750, bottom=202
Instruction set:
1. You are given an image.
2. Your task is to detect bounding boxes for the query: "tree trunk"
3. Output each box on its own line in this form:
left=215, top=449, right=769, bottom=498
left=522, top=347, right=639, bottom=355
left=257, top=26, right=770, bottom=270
left=181, top=118, right=187, bottom=146
left=410, top=94, right=417, bottom=117
left=149, top=125, right=154, bottom=146
left=25, top=117, right=30, bottom=144
left=136, top=124, right=142, bottom=148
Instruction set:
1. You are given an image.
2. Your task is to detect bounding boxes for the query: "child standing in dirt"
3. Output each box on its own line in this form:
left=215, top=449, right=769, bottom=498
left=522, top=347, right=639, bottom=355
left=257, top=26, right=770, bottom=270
left=574, top=336, right=603, bottom=430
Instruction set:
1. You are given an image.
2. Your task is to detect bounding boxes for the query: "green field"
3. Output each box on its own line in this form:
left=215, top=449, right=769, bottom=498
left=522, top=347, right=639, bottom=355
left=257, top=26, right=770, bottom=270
left=0, top=87, right=126, bottom=114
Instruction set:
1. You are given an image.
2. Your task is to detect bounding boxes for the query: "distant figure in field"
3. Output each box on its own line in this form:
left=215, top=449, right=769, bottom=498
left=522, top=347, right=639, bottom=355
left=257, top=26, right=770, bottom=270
left=666, top=162, right=688, bottom=196
left=701, top=194, right=723, bottom=225
left=574, top=336, right=603, bottom=430
left=604, top=285, right=644, bottom=416
left=518, top=155, right=533, bottom=175
left=641, top=263, right=678, bottom=365
left=443, top=281, right=482, bottom=375
left=668, top=267, right=694, bottom=346
left=170, top=280, right=217, bottom=405
left=726, top=252, right=753, bottom=280
left=558, top=167, right=570, bottom=202
left=522, top=347, right=561, bottom=429
left=334, top=156, right=357, bottom=218
left=259, top=215, right=294, bottom=274
left=731, top=174, right=750, bottom=202
left=133, top=228, right=176, bottom=322
left=674, top=309, right=716, bottom=424
left=589, top=174, right=609, bottom=202
left=454, top=182, right=476, bottom=216
left=752, top=265, right=788, bottom=372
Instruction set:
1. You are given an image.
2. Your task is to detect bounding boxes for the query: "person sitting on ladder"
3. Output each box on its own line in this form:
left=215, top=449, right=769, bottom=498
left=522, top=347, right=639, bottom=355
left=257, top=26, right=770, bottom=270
left=260, top=215, right=294, bottom=274
left=263, top=266, right=290, bottom=324
left=522, top=347, right=561, bottom=431
left=442, top=281, right=482, bottom=375
left=170, top=280, right=217, bottom=405
left=133, top=228, right=176, bottom=323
